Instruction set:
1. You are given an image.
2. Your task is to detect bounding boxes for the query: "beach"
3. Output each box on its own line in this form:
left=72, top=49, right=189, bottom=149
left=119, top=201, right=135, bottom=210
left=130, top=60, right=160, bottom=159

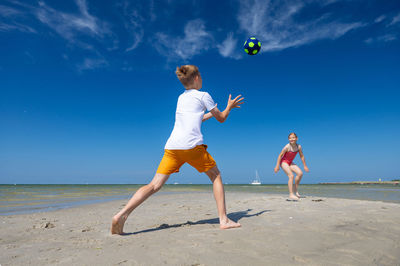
left=1, top=192, right=400, bottom=265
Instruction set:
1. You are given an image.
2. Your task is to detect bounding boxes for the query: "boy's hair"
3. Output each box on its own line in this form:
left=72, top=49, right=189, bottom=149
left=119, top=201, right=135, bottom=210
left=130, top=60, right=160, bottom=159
left=175, top=65, right=200, bottom=87
left=288, top=132, right=297, bottom=138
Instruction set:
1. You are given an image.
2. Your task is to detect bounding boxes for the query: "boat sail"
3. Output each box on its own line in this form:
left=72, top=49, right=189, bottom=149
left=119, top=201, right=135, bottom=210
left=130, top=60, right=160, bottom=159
left=251, top=170, right=261, bottom=185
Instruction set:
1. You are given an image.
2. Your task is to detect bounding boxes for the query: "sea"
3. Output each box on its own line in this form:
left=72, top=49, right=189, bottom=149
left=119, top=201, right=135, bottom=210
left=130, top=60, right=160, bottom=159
left=1, top=184, right=399, bottom=216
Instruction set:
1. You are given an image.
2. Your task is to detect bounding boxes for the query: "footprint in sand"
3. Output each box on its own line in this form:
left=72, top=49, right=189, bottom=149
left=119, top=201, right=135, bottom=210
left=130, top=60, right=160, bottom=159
left=42, top=222, right=55, bottom=229
left=82, top=226, right=93, bottom=232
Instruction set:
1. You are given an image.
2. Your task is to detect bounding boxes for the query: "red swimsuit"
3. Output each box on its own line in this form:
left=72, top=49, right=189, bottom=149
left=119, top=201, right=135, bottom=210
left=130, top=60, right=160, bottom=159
left=281, top=144, right=299, bottom=166
left=281, top=151, right=298, bottom=166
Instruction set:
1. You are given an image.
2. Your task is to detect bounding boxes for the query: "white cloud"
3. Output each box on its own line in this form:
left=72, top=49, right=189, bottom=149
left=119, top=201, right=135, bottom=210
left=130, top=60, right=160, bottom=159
left=2, top=0, right=398, bottom=68
left=365, top=34, right=397, bottom=44
left=366, top=13, right=400, bottom=43
left=380, top=34, right=397, bottom=42
left=374, top=15, right=386, bottom=23
left=388, top=13, right=400, bottom=26
left=0, top=21, right=35, bottom=33
left=0, top=4, right=36, bottom=33
left=0, top=4, right=21, bottom=17
left=217, top=32, right=242, bottom=59
left=35, top=0, right=110, bottom=43
left=118, top=1, right=145, bottom=52
left=77, top=57, right=108, bottom=72
left=149, top=0, right=156, bottom=22
left=237, top=0, right=366, bottom=52
left=154, top=19, right=213, bottom=61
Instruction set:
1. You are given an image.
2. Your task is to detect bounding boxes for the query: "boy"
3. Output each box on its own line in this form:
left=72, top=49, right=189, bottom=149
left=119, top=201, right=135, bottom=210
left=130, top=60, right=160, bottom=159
left=111, top=65, right=244, bottom=234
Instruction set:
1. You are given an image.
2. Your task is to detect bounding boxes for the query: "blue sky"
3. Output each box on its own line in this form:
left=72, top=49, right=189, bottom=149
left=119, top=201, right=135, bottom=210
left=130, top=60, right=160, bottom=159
left=1, top=0, right=399, bottom=184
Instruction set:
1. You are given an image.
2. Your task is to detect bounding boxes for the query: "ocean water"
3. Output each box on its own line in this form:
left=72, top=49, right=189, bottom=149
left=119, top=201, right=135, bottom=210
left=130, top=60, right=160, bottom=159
left=0, top=184, right=399, bottom=215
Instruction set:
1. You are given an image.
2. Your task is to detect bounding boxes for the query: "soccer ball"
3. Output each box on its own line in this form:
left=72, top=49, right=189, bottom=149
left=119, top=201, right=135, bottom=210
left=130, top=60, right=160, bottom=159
left=243, top=37, right=261, bottom=55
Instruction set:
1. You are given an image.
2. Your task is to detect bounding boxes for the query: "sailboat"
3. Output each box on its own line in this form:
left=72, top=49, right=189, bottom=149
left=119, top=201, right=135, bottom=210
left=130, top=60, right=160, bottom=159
left=251, top=170, right=261, bottom=185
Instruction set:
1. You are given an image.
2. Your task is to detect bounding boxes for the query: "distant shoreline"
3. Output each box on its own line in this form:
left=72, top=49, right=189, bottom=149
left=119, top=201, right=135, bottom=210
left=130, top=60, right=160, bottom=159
left=319, top=181, right=399, bottom=185
left=1, top=183, right=400, bottom=215
left=1, top=182, right=399, bottom=185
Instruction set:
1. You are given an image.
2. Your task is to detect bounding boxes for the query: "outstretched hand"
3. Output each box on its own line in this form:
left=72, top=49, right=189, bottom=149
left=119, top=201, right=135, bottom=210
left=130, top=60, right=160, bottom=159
left=274, top=166, right=279, bottom=173
left=227, top=94, right=244, bottom=110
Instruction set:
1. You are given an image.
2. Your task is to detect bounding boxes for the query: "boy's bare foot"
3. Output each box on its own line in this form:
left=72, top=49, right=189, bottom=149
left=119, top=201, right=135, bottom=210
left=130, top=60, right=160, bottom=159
left=220, top=218, right=241, bottom=229
left=289, top=194, right=299, bottom=201
left=111, top=215, right=127, bottom=235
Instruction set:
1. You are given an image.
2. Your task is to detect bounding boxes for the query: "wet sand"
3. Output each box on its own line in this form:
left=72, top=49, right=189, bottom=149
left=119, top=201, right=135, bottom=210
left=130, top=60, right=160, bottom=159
left=1, top=192, right=400, bottom=265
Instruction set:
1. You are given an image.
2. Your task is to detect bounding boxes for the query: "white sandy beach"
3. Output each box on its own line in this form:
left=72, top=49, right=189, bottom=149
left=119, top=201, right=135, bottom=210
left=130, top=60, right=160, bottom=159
left=1, top=192, right=400, bottom=265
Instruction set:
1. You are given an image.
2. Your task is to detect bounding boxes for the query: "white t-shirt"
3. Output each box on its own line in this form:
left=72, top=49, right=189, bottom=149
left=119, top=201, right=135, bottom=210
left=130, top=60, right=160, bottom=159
left=165, top=89, right=217, bottom=150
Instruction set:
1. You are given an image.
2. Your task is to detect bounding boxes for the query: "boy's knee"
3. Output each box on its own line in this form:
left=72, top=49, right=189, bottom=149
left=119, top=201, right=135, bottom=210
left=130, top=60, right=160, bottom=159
left=150, top=182, right=163, bottom=193
left=209, top=173, right=221, bottom=183
left=206, top=166, right=221, bottom=182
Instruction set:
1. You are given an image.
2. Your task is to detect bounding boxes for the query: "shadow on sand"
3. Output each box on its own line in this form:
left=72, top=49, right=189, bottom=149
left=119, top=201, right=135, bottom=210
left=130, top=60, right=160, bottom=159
left=122, top=209, right=270, bottom=236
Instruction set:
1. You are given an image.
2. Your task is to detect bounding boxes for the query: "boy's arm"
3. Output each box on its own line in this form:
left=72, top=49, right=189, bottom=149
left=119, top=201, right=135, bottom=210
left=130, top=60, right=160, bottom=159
left=202, top=112, right=214, bottom=122
left=210, top=94, right=244, bottom=123
left=203, top=103, right=218, bottom=122
left=298, top=146, right=309, bottom=172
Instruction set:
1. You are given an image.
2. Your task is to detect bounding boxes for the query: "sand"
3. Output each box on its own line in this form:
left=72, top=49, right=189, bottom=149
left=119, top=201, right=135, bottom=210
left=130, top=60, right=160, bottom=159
left=1, top=192, right=400, bottom=265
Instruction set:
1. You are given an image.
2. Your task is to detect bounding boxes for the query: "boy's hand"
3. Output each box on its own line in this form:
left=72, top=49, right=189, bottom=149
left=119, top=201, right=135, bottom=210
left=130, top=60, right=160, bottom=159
left=274, top=166, right=279, bottom=173
left=304, top=166, right=309, bottom=172
left=211, top=94, right=244, bottom=123
left=227, top=94, right=244, bottom=110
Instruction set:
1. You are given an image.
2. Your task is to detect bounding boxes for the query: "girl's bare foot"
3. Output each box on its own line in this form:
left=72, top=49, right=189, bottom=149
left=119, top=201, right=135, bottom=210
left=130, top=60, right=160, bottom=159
left=296, top=192, right=301, bottom=198
left=111, top=215, right=127, bottom=235
left=220, top=218, right=241, bottom=229
left=289, top=194, right=299, bottom=201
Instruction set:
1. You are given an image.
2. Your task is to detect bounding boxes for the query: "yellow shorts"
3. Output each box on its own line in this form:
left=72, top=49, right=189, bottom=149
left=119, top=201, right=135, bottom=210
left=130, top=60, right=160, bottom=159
left=156, top=145, right=216, bottom=175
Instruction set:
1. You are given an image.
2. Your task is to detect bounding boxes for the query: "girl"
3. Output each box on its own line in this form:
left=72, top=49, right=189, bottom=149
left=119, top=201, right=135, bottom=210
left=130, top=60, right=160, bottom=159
left=274, top=133, right=309, bottom=201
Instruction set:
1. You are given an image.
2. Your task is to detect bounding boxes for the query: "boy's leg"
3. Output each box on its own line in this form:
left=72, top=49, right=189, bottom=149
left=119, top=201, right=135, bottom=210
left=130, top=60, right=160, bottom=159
left=111, top=173, right=170, bottom=235
left=281, top=163, right=299, bottom=200
left=205, top=166, right=241, bottom=229
left=290, top=165, right=303, bottom=197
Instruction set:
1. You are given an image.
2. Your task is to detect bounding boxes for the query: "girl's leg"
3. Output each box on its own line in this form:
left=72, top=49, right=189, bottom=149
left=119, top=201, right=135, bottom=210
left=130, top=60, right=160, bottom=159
left=281, top=163, right=299, bottom=200
left=111, top=173, right=170, bottom=234
left=290, top=165, right=303, bottom=197
left=205, top=166, right=241, bottom=229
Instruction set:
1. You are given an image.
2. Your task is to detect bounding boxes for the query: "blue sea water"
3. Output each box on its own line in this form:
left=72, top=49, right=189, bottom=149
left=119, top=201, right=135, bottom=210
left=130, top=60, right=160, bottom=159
left=0, top=184, right=399, bottom=215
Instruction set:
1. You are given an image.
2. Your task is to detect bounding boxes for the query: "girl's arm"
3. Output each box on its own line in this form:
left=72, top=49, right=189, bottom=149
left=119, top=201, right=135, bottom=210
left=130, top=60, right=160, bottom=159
left=274, top=148, right=286, bottom=173
left=298, top=145, right=309, bottom=172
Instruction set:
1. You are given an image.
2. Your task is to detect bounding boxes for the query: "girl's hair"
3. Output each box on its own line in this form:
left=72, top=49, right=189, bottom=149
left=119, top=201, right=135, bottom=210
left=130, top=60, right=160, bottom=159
left=175, top=65, right=200, bottom=87
left=288, top=132, right=297, bottom=138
